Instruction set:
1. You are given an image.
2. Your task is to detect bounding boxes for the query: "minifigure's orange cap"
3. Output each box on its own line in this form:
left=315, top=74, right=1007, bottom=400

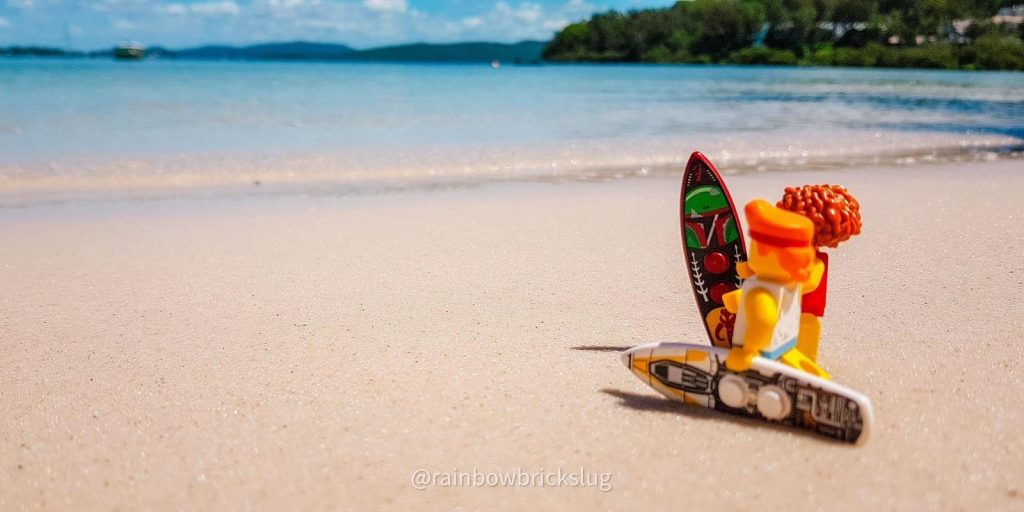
left=745, top=199, right=813, bottom=248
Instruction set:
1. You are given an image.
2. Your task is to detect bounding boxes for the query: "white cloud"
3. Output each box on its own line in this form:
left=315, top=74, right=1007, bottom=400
left=89, top=0, right=156, bottom=12
left=161, top=1, right=240, bottom=16
left=190, top=1, right=241, bottom=16
left=516, top=3, right=542, bottom=23
left=0, top=0, right=590, bottom=50
left=296, top=15, right=367, bottom=32
left=543, top=18, right=569, bottom=30
left=363, top=0, right=407, bottom=14
left=162, top=3, right=187, bottom=14
left=564, top=0, right=594, bottom=16
left=268, top=0, right=319, bottom=9
left=494, top=2, right=545, bottom=23
left=432, top=1, right=576, bottom=41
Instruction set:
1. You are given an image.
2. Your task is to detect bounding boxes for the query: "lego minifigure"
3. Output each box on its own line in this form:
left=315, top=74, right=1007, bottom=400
left=617, top=162, right=875, bottom=444
left=776, top=185, right=862, bottom=363
left=722, top=199, right=828, bottom=379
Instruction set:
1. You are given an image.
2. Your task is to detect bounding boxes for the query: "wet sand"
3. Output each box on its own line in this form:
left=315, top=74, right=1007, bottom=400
left=1, top=160, right=1022, bottom=510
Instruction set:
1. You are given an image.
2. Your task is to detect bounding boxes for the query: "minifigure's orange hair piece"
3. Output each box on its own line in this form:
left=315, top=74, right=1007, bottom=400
left=777, top=185, right=862, bottom=248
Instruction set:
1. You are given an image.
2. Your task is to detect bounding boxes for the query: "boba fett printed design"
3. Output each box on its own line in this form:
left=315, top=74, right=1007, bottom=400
left=680, top=152, right=747, bottom=348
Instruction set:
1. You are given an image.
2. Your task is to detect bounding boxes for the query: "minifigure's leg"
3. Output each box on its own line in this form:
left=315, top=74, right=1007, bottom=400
left=797, top=313, right=822, bottom=362
left=780, top=349, right=831, bottom=381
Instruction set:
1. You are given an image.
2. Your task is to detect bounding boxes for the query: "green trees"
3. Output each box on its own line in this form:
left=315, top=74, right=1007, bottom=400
left=543, top=0, right=1024, bottom=70
left=971, top=33, right=1024, bottom=69
left=727, top=47, right=801, bottom=63
left=764, top=0, right=818, bottom=52
left=545, top=0, right=767, bottom=63
left=685, top=0, right=766, bottom=58
left=544, top=23, right=591, bottom=58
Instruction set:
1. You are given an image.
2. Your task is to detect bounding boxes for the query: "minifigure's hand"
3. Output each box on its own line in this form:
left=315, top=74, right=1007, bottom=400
left=802, top=258, right=825, bottom=294
left=736, top=261, right=753, bottom=279
left=726, top=348, right=756, bottom=372
left=723, top=289, right=742, bottom=314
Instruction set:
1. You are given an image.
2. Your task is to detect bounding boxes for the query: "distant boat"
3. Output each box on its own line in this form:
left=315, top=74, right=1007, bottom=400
left=490, top=60, right=501, bottom=69
left=114, top=43, right=145, bottom=60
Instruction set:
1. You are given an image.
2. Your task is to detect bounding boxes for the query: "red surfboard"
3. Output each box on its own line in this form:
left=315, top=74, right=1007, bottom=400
left=680, top=152, right=748, bottom=348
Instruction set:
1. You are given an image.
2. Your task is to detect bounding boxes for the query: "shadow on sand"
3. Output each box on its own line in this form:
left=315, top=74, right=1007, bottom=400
left=570, top=345, right=632, bottom=352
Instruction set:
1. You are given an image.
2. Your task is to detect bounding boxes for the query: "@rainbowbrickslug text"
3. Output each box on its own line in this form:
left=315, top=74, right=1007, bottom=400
left=410, top=468, right=613, bottom=492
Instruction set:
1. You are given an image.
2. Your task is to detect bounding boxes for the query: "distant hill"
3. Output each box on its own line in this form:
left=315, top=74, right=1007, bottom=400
left=175, top=41, right=355, bottom=60
left=1, top=40, right=548, bottom=64
left=343, top=41, right=546, bottom=63
left=171, top=40, right=544, bottom=63
left=0, top=46, right=83, bottom=57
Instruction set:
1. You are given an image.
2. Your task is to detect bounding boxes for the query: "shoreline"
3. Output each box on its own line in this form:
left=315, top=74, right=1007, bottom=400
left=2, top=132, right=1020, bottom=208
left=5, top=53, right=1024, bottom=73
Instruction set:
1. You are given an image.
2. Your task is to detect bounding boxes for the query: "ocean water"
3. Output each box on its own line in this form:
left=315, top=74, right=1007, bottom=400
left=1, top=59, right=1022, bottom=195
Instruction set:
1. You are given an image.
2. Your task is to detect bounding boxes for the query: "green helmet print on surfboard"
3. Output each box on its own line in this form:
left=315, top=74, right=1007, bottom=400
left=680, top=152, right=748, bottom=349
left=683, top=185, right=740, bottom=249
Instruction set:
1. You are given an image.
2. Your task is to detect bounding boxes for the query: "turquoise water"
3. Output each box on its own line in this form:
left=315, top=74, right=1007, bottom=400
left=1, top=59, right=1022, bottom=185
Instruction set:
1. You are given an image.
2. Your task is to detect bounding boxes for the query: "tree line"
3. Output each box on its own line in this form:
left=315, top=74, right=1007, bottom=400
left=543, top=0, right=1024, bottom=70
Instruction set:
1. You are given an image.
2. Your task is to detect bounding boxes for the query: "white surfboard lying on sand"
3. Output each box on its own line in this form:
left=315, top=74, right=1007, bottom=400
left=621, top=342, right=873, bottom=445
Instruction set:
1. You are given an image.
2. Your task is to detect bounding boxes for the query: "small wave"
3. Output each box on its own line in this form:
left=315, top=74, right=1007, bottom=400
left=0, top=129, right=1020, bottom=207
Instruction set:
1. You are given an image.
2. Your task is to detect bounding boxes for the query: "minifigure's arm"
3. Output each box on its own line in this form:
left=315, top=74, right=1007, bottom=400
left=736, top=261, right=753, bottom=279
left=802, top=258, right=825, bottom=294
left=723, top=289, right=742, bottom=314
left=726, top=289, right=777, bottom=372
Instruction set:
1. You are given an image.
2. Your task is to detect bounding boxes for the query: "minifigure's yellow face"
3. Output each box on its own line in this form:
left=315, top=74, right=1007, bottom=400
left=747, top=240, right=815, bottom=283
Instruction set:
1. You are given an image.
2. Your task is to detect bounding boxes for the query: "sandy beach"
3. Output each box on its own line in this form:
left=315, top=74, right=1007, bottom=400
left=2, top=159, right=1022, bottom=510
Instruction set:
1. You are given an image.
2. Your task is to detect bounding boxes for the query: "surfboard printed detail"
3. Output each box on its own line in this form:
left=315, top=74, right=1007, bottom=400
left=681, top=152, right=747, bottom=348
left=621, top=342, right=872, bottom=445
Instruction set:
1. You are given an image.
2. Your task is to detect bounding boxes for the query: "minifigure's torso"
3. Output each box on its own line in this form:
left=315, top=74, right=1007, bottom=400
left=733, top=276, right=802, bottom=360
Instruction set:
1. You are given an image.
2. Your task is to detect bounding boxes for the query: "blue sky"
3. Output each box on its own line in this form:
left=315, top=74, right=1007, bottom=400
left=0, top=0, right=672, bottom=50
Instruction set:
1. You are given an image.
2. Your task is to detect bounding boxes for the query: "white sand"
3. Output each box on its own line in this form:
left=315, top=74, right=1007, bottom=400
left=1, top=160, right=1022, bottom=510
